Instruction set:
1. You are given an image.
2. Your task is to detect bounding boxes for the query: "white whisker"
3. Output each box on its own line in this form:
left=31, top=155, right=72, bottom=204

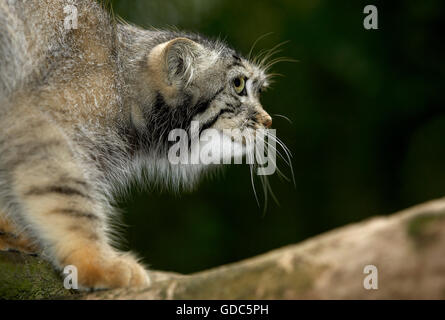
left=272, top=114, right=293, bottom=124
left=255, top=135, right=291, bottom=180
left=247, top=146, right=260, bottom=207
left=248, top=32, right=273, bottom=61
left=267, top=134, right=296, bottom=187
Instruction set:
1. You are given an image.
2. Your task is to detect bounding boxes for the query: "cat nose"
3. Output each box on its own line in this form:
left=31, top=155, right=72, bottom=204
left=258, top=112, right=272, bottom=128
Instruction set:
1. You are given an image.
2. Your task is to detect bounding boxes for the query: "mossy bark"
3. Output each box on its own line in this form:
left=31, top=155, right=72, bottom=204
left=0, top=251, right=78, bottom=299
left=2, top=197, right=445, bottom=299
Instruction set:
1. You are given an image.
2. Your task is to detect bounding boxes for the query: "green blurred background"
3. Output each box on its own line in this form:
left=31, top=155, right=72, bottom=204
left=110, top=0, right=445, bottom=274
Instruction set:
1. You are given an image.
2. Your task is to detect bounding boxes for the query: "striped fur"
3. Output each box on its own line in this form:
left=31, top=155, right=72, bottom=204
left=0, top=0, right=274, bottom=290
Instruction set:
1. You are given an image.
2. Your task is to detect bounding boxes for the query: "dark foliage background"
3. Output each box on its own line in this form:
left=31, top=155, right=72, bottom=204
left=110, top=0, right=445, bottom=274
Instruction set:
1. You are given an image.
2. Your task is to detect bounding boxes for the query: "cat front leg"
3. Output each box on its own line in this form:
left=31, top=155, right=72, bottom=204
left=0, top=110, right=150, bottom=290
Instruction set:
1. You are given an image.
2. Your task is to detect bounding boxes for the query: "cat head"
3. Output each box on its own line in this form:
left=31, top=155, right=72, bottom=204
left=128, top=32, right=293, bottom=199
left=149, top=36, right=271, bottom=126
left=137, top=34, right=275, bottom=161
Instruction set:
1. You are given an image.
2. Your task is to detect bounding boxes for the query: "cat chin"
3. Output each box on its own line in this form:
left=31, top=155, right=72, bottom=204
left=191, top=130, right=251, bottom=165
left=122, top=130, right=254, bottom=193
left=157, top=136, right=250, bottom=191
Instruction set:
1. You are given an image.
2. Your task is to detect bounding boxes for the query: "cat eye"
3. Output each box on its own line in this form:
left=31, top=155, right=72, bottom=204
left=233, top=76, right=246, bottom=96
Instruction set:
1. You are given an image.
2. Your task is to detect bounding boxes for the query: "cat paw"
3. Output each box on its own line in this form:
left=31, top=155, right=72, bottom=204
left=62, top=247, right=151, bottom=290
left=0, top=215, right=39, bottom=254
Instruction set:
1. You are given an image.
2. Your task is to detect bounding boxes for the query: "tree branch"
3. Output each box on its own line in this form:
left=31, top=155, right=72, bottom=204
left=2, top=198, right=445, bottom=299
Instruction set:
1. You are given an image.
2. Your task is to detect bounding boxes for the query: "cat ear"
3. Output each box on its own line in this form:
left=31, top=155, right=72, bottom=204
left=149, top=37, right=204, bottom=89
